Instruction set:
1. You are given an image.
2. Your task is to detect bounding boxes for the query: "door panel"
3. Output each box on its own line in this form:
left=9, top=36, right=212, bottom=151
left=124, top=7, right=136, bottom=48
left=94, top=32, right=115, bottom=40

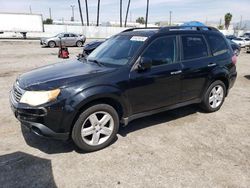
left=128, top=63, right=182, bottom=114
left=180, top=34, right=212, bottom=101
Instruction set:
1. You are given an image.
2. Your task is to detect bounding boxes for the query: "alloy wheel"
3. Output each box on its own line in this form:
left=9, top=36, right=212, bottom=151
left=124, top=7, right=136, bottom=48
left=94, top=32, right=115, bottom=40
left=81, top=111, right=114, bottom=146
left=209, top=85, right=224, bottom=109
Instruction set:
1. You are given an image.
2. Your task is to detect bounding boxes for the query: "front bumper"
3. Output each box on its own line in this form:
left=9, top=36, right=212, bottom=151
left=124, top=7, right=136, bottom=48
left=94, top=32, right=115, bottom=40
left=40, top=40, right=47, bottom=46
left=10, top=90, right=70, bottom=140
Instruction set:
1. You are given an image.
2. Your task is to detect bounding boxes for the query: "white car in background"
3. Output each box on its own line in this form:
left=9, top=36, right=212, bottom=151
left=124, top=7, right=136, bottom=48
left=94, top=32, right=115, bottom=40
left=239, top=37, right=250, bottom=46
left=232, top=38, right=246, bottom=48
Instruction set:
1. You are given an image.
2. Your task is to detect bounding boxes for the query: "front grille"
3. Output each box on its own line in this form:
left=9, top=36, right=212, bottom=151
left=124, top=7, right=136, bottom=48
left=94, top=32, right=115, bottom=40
left=13, top=83, right=23, bottom=102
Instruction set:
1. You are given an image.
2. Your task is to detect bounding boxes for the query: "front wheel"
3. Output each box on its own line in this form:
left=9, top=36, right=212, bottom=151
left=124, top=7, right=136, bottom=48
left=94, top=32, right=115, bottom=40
left=72, top=104, right=119, bottom=152
left=201, top=80, right=226, bottom=112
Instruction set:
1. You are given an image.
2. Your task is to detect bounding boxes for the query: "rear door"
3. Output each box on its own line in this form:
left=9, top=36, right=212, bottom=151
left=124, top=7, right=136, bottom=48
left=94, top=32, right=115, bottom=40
left=180, top=34, right=212, bottom=102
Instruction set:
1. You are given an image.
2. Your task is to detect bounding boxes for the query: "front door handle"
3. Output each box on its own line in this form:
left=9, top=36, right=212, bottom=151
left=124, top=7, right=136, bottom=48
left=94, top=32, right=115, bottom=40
left=170, top=70, right=182, bottom=75
left=208, top=63, right=217, bottom=67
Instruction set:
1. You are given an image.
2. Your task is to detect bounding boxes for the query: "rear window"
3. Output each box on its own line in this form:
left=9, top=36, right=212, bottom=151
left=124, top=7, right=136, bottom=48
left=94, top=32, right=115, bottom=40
left=207, top=34, right=229, bottom=56
left=181, top=35, right=208, bottom=60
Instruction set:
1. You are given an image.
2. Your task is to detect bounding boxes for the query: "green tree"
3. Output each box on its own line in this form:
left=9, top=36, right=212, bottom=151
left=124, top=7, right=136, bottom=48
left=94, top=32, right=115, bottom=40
left=136, top=17, right=145, bottom=24
left=43, top=18, right=53, bottom=24
left=224, top=13, right=233, bottom=30
left=217, top=25, right=224, bottom=30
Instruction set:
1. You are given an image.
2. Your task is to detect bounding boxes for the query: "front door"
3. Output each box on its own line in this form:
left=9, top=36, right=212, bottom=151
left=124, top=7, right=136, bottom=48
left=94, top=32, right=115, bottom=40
left=128, top=36, right=182, bottom=114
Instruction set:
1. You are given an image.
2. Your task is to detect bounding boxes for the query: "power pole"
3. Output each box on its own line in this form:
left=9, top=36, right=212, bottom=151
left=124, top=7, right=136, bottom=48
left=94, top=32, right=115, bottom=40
left=78, top=0, right=84, bottom=26
left=85, top=0, right=89, bottom=26
left=70, top=5, right=75, bottom=21
left=29, top=5, right=32, bottom=14
left=169, top=11, right=172, bottom=26
left=49, top=8, right=52, bottom=19
left=96, top=0, right=100, bottom=26
left=125, top=0, right=131, bottom=27
left=145, top=0, right=149, bottom=27
left=240, top=15, right=243, bottom=29
left=120, top=0, right=122, bottom=27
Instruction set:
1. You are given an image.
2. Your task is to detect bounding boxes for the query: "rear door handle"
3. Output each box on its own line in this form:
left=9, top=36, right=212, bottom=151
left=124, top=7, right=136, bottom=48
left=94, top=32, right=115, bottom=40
left=208, top=63, right=217, bottom=67
left=170, top=70, right=182, bottom=75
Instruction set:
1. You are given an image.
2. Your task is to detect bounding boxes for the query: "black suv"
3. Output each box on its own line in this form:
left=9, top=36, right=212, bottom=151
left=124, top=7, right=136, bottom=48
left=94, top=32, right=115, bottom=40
left=10, top=26, right=237, bottom=151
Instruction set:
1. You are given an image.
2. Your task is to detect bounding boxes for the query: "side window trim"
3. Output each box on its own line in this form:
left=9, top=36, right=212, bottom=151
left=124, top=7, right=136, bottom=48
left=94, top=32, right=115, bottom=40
left=180, top=34, right=210, bottom=62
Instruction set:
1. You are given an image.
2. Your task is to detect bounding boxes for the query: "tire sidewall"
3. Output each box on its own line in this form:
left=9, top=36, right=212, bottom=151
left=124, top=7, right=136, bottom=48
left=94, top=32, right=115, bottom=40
left=48, top=41, right=56, bottom=48
left=72, top=104, right=119, bottom=152
left=203, top=80, right=226, bottom=112
left=76, top=41, right=83, bottom=47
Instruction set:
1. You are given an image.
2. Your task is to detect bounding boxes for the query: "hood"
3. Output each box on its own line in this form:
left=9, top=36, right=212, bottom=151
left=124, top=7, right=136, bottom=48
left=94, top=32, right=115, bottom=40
left=17, top=59, right=115, bottom=90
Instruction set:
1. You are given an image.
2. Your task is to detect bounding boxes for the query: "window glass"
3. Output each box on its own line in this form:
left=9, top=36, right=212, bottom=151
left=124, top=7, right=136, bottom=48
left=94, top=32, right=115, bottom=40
left=208, top=34, right=229, bottom=56
left=142, top=36, right=177, bottom=66
left=70, top=34, right=76, bottom=37
left=87, top=35, right=145, bottom=66
left=182, top=35, right=208, bottom=60
left=63, top=34, right=70, bottom=37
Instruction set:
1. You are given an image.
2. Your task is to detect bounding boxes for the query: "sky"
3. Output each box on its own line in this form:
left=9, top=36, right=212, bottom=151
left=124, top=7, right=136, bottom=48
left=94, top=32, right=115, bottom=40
left=0, top=0, right=249, bottom=24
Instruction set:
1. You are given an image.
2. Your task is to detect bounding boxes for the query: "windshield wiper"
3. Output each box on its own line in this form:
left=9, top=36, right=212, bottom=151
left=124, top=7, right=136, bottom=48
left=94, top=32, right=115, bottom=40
left=88, top=59, right=102, bottom=67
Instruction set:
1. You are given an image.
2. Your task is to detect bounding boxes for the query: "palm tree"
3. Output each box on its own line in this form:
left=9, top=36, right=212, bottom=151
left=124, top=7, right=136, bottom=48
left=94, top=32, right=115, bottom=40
left=85, top=0, right=89, bottom=26
left=78, top=0, right=84, bottom=26
left=225, top=13, right=233, bottom=30
left=124, top=0, right=131, bottom=27
left=120, top=0, right=122, bottom=27
left=145, top=0, right=149, bottom=27
left=96, top=0, right=100, bottom=26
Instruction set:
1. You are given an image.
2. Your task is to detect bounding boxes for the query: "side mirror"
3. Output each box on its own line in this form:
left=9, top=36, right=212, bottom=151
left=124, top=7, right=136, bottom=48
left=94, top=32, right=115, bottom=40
left=138, top=57, right=152, bottom=71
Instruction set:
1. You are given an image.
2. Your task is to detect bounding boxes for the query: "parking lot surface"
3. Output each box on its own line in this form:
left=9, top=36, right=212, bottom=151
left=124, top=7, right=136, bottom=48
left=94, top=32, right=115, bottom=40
left=0, top=41, right=250, bottom=187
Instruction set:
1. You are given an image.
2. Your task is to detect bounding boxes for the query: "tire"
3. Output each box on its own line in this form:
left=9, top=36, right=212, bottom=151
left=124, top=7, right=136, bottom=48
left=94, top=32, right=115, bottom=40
left=48, top=41, right=56, bottom=48
left=201, top=80, right=226, bottom=112
left=234, top=49, right=240, bottom=56
left=72, top=104, right=119, bottom=152
left=76, top=41, right=83, bottom=47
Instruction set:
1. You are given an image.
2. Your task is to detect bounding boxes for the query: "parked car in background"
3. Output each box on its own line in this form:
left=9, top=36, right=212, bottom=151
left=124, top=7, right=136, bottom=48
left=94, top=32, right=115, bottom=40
left=225, top=35, right=237, bottom=40
left=240, top=37, right=250, bottom=46
left=227, top=39, right=241, bottom=56
left=232, top=37, right=246, bottom=47
left=40, top=33, right=86, bottom=48
left=241, top=32, right=250, bottom=39
left=83, top=40, right=104, bottom=55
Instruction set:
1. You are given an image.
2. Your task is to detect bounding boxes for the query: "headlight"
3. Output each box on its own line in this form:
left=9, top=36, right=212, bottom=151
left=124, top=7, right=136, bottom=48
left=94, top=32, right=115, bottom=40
left=20, top=89, right=60, bottom=106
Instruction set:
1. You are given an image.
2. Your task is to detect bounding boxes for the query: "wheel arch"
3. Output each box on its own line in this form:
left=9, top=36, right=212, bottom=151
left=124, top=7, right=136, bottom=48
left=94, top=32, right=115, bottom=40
left=67, top=86, right=130, bottom=134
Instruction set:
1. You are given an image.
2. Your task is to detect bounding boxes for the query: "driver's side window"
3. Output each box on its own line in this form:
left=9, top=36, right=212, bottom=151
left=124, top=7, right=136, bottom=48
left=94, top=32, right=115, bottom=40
left=142, top=36, right=177, bottom=67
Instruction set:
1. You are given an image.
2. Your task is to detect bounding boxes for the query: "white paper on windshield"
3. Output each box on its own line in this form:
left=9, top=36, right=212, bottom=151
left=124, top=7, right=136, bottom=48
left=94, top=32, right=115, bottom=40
left=130, top=36, right=148, bottom=42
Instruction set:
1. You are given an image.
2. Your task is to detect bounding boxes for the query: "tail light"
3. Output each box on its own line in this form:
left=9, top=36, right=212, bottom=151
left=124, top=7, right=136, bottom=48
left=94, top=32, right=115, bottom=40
left=232, top=54, right=237, bottom=65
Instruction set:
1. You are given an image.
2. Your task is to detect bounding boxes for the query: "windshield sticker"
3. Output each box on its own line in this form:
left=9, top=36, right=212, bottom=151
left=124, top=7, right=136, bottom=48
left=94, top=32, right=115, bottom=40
left=130, top=36, right=148, bottom=42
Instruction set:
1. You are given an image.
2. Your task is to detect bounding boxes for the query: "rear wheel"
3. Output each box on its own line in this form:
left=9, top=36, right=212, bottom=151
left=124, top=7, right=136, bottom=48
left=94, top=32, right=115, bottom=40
left=201, top=80, right=226, bottom=112
left=48, top=41, right=56, bottom=48
left=72, top=104, right=119, bottom=152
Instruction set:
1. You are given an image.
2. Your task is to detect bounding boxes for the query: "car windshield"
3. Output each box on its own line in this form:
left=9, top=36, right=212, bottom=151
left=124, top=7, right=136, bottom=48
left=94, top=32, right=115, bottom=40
left=87, top=35, right=146, bottom=66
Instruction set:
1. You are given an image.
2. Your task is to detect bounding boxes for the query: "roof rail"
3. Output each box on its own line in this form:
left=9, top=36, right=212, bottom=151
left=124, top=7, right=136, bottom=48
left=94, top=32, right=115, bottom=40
left=159, top=26, right=219, bottom=32
left=121, top=26, right=219, bottom=34
left=121, top=27, right=160, bottom=33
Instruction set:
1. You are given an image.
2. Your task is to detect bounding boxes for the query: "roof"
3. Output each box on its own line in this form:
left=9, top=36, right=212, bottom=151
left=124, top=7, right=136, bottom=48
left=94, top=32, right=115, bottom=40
left=120, top=29, right=158, bottom=37
left=120, top=26, right=219, bottom=36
